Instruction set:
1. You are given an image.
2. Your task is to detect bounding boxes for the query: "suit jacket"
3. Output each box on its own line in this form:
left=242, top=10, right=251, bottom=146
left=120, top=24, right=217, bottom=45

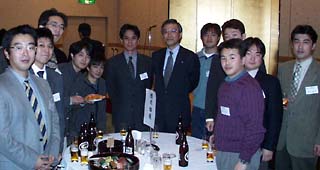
left=0, top=69, right=60, bottom=170
left=59, top=62, right=86, bottom=140
left=204, top=55, right=226, bottom=119
left=255, top=70, right=283, bottom=151
left=106, top=53, right=152, bottom=131
left=30, top=67, right=65, bottom=152
left=277, top=59, right=320, bottom=157
left=152, top=46, right=200, bottom=132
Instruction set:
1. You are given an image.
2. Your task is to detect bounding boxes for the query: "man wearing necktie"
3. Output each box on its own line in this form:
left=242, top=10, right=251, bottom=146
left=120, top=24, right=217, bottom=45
left=106, top=24, right=153, bottom=131
left=276, top=25, right=320, bottom=170
left=0, top=25, right=60, bottom=170
left=152, top=19, right=200, bottom=133
left=30, top=28, right=65, bottom=154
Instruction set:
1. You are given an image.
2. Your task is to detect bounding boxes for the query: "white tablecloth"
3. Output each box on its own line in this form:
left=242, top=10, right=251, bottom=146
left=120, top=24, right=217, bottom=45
left=61, top=132, right=217, bottom=170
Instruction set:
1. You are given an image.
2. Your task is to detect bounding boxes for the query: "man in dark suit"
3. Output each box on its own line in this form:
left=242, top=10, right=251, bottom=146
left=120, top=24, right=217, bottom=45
left=243, top=37, right=283, bottom=170
left=0, top=25, right=60, bottom=170
left=38, top=8, right=69, bottom=67
left=106, top=24, right=152, bottom=132
left=276, top=25, right=320, bottom=170
left=30, top=28, right=65, bottom=153
left=152, top=19, right=200, bottom=133
left=78, top=23, right=105, bottom=58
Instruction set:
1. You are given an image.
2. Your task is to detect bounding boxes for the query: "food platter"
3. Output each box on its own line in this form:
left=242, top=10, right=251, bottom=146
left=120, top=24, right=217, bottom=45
left=89, top=153, right=139, bottom=170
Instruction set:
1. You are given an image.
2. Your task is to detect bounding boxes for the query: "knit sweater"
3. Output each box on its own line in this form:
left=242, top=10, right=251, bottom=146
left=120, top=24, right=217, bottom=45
left=215, top=71, right=265, bottom=162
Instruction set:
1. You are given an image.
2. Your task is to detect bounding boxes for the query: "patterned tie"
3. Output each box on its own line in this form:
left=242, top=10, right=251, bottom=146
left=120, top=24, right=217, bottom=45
left=24, top=80, right=47, bottom=150
left=128, top=56, right=135, bottom=79
left=289, top=63, right=302, bottom=101
left=164, top=51, right=173, bottom=87
left=37, top=71, right=44, bottom=78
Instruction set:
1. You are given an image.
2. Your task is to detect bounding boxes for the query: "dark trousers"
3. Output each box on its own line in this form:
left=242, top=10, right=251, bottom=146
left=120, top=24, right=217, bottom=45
left=191, top=106, right=206, bottom=139
left=276, top=147, right=317, bottom=170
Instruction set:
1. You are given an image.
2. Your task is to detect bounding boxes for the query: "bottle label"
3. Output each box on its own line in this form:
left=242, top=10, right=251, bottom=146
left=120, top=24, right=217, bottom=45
left=184, top=151, right=189, bottom=162
left=125, top=147, right=133, bottom=154
left=176, top=132, right=179, bottom=140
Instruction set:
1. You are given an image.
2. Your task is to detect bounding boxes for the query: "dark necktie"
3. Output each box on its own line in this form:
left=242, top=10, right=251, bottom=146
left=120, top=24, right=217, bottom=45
left=164, top=51, right=173, bottom=87
left=24, top=80, right=47, bottom=150
left=37, top=71, right=44, bottom=78
left=128, top=56, right=135, bottom=79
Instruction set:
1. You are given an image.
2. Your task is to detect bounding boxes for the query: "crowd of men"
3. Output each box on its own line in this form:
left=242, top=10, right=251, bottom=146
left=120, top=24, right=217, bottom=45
left=0, top=7, right=319, bottom=170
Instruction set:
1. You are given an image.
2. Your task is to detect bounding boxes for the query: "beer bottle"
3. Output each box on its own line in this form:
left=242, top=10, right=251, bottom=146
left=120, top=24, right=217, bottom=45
left=176, top=114, right=183, bottom=145
left=125, top=127, right=134, bottom=155
left=179, top=132, right=189, bottom=167
left=88, top=113, right=97, bottom=151
left=78, top=123, right=89, bottom=155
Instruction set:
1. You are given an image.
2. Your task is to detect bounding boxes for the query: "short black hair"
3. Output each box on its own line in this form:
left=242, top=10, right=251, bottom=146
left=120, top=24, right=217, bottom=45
left=78, top=23, right=91, bottom=37
left=0, top=29, right=7, bottom=44
left=38, top=8, right=68, bottom=28
left=119, top=24, right=140, bottom=39
left=2, top=25, right=37, bottom=54
left=88, top=55, right=105, bottom=68
left=69, top=39, right=93, bottom=59
left=242, top=37, right=266, bottom=58
left=36, top=28, right=54, bottom=45
left=161, top=19, right=183, bottom=34
left=200, top=23, right=221, bottom=38
left=291, top=25, right=318, bottom=44
left=222, top=19, right=245, bottom=34
left=218, top=38, right=244, bottom=58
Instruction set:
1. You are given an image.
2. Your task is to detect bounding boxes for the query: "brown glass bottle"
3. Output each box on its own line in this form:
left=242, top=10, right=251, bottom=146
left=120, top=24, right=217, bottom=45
left=88, top=113, right=97, bottom=151
left=125, top=127, right=134, bottom=155
left=179, top=132, right=189, bottom=167
left=175, top=114, right=183, bottom=145
left=78, top=123, right=88, bottom=155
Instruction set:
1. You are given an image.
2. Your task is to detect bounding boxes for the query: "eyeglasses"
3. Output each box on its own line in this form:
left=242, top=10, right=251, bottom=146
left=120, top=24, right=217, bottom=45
left=162, top=29, right=179, bottom=34
left=46, top=22, right=65, bottom=30
left=10, top=45, right=36, bottom=52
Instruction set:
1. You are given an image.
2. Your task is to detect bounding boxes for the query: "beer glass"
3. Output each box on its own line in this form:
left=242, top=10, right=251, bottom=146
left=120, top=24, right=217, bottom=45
left=70, top=145, right=79, bottom=162
left=163, top=156, right=172, bottom=170
left=201, top=135, right=209, bottom=150
left=97, top=130, right=104, bottom=139
left=80, top=149, right=88, bottom=165
left=152, top=125, right=159, bottom=139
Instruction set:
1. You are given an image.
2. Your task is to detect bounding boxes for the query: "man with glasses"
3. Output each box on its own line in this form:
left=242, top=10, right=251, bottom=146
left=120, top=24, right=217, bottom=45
left=38, top=8, right=69, bottom=67
left=0, top=25, right=60, bottom=170
left=152, top=19, right=200, bottom=133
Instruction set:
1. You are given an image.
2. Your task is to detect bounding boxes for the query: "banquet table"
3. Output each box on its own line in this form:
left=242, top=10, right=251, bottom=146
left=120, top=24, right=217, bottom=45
left=61, top=132, right=217, bottom=170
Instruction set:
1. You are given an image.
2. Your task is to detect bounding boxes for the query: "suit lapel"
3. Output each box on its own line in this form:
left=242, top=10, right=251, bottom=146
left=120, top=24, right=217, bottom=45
left=295, top=60, right=318, bottom=102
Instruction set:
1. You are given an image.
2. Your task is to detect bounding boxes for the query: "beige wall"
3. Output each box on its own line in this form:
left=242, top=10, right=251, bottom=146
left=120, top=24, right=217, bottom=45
left=0, top=1, right=119, bottom=44
left=279, top=0, right=320, bottom=59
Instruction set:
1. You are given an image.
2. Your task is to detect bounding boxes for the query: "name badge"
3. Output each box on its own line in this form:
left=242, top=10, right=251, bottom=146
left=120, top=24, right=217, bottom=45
left=53, top=92, right=61, bottom=102
left=140, top=72, right=148, bottom=80
left=305, top=86, right=318, bottom=95
left=206, top=70, right=210, bottom=78
left=220, top=106, right=230, bottom=116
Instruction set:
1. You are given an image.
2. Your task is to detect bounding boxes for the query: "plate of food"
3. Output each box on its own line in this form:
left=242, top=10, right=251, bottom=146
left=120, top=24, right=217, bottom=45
left=89, top=153, right=139, bottom=170
left=85, top=94, right=106, bottom=102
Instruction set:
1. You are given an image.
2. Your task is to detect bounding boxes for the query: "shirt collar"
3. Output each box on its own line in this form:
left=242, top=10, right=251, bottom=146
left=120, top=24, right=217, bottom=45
left=247, top=68, right=259, bottom=78
left=9, top=67, right=31, bottom=86
left=225, top=70, right=247, bottom=82
left=32, top=64, right=46, bottom=73
left=166, top=44, right=180, bottom=57
left=296, top=56, right=313, bottom=69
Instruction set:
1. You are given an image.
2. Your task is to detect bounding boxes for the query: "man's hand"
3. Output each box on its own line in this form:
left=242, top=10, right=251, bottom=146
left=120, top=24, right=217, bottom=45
left=261, top=149, right=273, bottom=161
left=35, top=155, right=54, bottom=170
left=234, top=161, right=247, bottom=170
left=206, top=121, right=214, bottom=132
left=70, top=95, right=85, bottom=105
left=314, top=144, right=320, bottom=156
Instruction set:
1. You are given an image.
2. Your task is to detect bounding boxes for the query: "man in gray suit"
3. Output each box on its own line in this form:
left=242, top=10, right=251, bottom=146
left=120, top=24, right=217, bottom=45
left=276, top=25, right=320, bottom=170
left=0, top=25, right=60, bottom=169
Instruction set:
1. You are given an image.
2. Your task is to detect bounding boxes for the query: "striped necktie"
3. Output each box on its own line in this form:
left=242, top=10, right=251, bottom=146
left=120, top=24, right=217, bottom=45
left=24, top=80, right=47, bottom=150
left=289, top=63, right=302, bottom=101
